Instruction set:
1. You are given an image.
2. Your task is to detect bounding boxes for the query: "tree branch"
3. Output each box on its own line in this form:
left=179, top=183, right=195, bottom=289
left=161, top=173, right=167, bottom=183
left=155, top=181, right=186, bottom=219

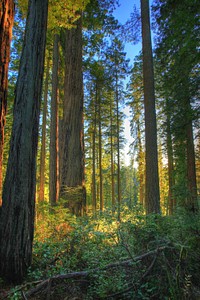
left=24, top=245, right=169, bottom=298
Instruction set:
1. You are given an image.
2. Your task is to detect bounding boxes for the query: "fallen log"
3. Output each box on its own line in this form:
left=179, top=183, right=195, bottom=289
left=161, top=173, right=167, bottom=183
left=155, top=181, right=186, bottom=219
left=24, top=245, right=169, bottom=298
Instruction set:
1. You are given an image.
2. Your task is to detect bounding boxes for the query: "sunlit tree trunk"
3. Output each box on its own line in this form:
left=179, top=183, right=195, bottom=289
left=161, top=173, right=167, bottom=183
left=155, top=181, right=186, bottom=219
left=38, top=56, right=50, bottom=202
left=60, top=17, right=85, bottom=216
left=138, top=123, right=145, bottom=206
left=141, top=0, right=160, bottom=214
left=0, top=0, right=48, bottom=283
left=158, top=142, right=167, bottom=213
left=49, top=34, right=59, bottom=206
left=0, top=0, right=14, bottom=205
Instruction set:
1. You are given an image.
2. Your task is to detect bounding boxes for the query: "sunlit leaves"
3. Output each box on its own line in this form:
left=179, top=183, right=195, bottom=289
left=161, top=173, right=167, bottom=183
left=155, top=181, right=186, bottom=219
left=48, top=0, right=90, bottom=29
left=17, top=0, right=90, bottom=30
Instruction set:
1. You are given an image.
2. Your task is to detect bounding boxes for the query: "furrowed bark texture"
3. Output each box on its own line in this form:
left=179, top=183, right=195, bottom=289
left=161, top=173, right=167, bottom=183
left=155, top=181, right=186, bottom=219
left=0, top=0, right=14, bottom=204
left=0, top=0, right=48, bottom=283
left=141, top=0, right=160, bottom=214
left=60, top=18, right=85, bottom=216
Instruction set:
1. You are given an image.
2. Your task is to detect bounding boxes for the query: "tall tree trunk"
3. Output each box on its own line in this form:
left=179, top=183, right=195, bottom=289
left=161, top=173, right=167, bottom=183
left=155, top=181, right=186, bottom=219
left=166, top=103, right=175, bottom=215
left=186, top=114, right=198, bottom=212
left=92, top=89, right=97, bottom=213
left=38, top=56, right=50, bottom=202
left=116, top=82, right=121, bottom=219
left=49, top=34, right=59, bottom=206
left=110, top=98, right=115, bottom=210
left=138, top=123, right=145, bottom=206
left=60, top=17, right=85, bottom=216
left=196, top=135, right=200, bottom=192
left=98, top=86, right=103, bottom=212
left=0, top=0, right=14, bottom=205
left=141, top=0, right=160, bottom=214
left=0, top=0, right=48, bottom=283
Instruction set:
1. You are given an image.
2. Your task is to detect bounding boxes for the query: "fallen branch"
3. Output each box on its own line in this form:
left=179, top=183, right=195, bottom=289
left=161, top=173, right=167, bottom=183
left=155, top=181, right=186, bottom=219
left=24, top=245, right=169, bottom=298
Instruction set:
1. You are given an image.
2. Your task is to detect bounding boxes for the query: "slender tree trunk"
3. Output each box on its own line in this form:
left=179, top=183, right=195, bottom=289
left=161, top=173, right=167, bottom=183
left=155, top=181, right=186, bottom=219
left=92, top=89, right=97, bottom=213
left=116, top=82, right=121, bottom=219
left=60, top=17, right=85, bottom=216
left=49, top=34, right=59, bottom=206
left=0, top=0, right=48, bottom=283
left=141, top=0, right=160, bottom=214
left=186, top=115, right=198, bottom=211
left=138, top=123, right=145, bottom=206
left=98, top=87, right=103, bottom=212
left=110, top=98, right=115, bottom=209
left=38, top=56, right=50, bottom=202
left=0, top=0, right=14, bottom=205
left=196, top=135, right=200, bottom=191
left=166, top=104, right=175, bottom=215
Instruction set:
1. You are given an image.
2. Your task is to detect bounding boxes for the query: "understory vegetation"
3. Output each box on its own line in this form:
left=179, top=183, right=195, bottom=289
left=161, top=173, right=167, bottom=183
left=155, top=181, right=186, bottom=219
left=1, top=204, right=200, bottom=299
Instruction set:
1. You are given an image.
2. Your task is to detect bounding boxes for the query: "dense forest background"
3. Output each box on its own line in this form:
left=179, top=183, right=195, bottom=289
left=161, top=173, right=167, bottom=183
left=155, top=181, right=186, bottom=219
left=0, top=0, right=199, bottom=299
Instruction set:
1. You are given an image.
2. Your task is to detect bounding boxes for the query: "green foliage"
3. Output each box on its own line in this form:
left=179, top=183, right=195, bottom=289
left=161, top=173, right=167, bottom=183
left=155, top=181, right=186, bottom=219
left=17, top=0, right=90, bottom=30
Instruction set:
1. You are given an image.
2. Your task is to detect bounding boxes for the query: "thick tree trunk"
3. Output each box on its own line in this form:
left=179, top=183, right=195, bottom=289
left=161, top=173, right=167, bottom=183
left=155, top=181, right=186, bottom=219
left=38, top=56, right=50, bottom=202
left=0, top=0, right=14, bottom=205
left=60, top=17, right=85, bottom=216
left=141, top=0, right=160, bottom=214
left=0, top=0, right=48, bottom=283
left=49, top=34, right=59, bottom=206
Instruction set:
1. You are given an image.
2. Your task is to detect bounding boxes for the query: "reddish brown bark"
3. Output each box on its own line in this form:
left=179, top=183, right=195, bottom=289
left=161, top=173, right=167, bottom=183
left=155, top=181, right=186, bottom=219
left=60, top=17, right=86, bottom=216
left=0, top=0, right=48, bottom=282
left=0, top=0, right=14, bottom=205
left=141, top=0, right=160, bottom=214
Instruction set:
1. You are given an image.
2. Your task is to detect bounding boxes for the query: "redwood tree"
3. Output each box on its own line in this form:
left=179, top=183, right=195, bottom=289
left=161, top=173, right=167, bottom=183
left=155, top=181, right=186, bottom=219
left=0, top=0, right=48, bottom=283
left=141, top=0, right=160, bottom=214
left=60, top=17, right=86, bottom=216
left=0, top=0, right=14, bottom=204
